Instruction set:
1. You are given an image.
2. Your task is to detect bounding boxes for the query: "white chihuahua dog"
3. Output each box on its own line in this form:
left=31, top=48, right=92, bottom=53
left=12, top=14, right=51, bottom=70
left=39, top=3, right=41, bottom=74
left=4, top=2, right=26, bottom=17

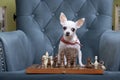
left=58, top=12, right=85, bottom=67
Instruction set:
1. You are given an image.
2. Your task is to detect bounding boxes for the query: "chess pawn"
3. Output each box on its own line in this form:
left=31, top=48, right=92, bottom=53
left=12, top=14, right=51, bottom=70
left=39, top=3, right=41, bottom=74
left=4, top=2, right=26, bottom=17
left=66, top=53, right=71, bottom=68
left=41, top=55, right=45, bottom=68
left=50, top=56, right=54, bottom=68
left=72, top=55, right=77, bottom=68
left=53, top=56, right=58, bottom=68
left=47, top=57, right=51, bottom=68
left=94, top=56, right=99, bottom=69
left=42, top=55, right=48, bottom=68
left=44, top=51, right=49, bottom=68
left=60, top=51, right=65, bottom=68
left=72, top=48, right=78, bottom=68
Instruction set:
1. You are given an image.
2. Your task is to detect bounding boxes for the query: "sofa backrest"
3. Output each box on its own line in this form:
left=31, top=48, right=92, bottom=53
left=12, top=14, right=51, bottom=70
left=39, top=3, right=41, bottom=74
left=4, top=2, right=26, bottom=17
left=16, top=0, right=113, bottom=64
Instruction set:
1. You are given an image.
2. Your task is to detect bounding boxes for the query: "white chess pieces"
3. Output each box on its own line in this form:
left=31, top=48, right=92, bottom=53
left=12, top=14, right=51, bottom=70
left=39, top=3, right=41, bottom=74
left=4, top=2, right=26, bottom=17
left=42, top=52, right=49, bottom=68
left=99, top=61, right=106, bottom=70
left=42, top=55, right=47, bottom=68
left=45, top=52, right=49, bottom=58
left=41, top=52, right=54, bottom=68
left=94, top=56, right=99, bottom=69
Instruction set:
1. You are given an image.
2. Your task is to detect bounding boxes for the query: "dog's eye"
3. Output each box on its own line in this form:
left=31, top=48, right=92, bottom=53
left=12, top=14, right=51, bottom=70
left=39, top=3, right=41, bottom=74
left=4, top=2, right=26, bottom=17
left=63, top=26, right=67, bottom=30
left=71, top=28, right=75, bottom=32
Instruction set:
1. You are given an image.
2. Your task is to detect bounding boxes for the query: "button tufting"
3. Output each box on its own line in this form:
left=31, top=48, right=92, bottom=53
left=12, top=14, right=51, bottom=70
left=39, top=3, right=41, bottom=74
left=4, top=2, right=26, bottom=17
left=0, top=48, right=2, bottom=51
left=86, top=28, right=89, bottom=31
left=31, top=15, right=35, bottom=18
left=2, top=69, right=4, bottom=71
left=75, top=13, right=78, bottom=16
left=0, top=52, right=2, bottom=55
left=42, top=29, right=45, bottom=32
left=96, top=12, right=99, bottom=16
left=53, top=46, right=56, bottom=49
left=52, top=13, right=55, bottom=16
left=1, top=58, right=3, bottom=60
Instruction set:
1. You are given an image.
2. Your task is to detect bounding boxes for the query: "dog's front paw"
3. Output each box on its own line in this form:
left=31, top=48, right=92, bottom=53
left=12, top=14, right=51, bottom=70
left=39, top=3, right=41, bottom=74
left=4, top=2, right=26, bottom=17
left=80, top=64, right=85, bottom=68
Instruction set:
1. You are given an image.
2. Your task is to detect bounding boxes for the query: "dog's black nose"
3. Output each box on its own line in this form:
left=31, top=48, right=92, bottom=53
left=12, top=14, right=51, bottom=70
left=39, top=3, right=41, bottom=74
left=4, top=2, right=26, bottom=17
left=66, top=32, right=70, bottom=36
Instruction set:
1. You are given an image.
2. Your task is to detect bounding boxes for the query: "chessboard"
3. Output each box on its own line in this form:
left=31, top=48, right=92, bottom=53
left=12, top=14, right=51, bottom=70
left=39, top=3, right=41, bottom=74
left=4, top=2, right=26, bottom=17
left=26, top=64, right=104, bottom=74
left=26, top=49, right=106, bottom=75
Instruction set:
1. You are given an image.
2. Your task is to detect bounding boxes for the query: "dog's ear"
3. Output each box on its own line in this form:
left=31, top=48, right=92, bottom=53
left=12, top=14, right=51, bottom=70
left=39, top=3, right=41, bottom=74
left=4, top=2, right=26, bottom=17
left=75, top=18, right=85, bottom=28
left=60, top=12, right=67, bottom=25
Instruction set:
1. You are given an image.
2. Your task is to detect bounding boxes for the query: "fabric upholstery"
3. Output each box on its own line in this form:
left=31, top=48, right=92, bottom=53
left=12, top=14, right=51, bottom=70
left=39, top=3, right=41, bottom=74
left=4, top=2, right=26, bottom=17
left=99, top=30, right=120, bottom=71
left=0, top=41, right=7, bottom=72
left=0, top=30, right=33, bottom=71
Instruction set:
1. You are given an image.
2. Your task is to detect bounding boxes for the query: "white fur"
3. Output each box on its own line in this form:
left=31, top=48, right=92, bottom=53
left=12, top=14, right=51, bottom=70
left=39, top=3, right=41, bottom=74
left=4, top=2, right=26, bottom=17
left=58, top=12, right=85, bottom=67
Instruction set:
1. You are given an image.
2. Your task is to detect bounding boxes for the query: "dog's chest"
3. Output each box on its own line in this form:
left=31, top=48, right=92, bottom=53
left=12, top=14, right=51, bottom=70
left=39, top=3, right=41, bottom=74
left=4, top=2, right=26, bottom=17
left=59, top=41, right=80, bottom=50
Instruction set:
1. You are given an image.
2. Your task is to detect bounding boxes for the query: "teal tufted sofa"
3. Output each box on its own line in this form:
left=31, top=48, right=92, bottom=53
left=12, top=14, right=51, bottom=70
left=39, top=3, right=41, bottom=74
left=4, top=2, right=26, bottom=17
left=1, top=0, right=120, bottom=80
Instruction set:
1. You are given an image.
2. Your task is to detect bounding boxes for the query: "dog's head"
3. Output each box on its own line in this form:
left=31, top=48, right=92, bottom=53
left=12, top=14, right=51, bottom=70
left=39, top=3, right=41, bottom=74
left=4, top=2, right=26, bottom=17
left=60, top=12, right=85, bottom=38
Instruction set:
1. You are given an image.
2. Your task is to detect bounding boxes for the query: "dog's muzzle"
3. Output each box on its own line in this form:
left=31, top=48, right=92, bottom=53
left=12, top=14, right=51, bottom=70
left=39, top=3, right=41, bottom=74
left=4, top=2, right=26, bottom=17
left=66, top=32, right=70, bottom=36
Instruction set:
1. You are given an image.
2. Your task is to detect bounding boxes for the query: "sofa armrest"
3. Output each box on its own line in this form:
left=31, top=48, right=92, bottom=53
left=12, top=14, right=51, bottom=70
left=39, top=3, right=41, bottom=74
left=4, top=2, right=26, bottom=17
left=0, top=41, right=6, bottom=72
left=99, top=30, right=120, bottom=71
left=0, top=30, right=33, bottom=72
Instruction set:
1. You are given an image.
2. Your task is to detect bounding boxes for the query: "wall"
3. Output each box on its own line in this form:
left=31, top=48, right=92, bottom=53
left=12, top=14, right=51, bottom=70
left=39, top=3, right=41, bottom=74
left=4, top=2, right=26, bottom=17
left=0, top=0, right=16, bottom=31
left=113, top=0, right=120, bottom=30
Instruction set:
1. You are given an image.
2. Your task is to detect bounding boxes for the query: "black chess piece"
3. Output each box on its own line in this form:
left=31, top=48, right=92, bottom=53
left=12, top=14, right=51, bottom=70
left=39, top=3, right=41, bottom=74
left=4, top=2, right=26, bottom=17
left=53, top=56, right=58, bottom=68
left=72, top=48, right=78, bottom=68
left=47, top=57, right=51, bottom=68
left=60, top=51, right=65, bottom=68
left=85, top=57, right=93, bottom=68
left=41, top=57, right=45, bottom=68
left=63, top=48, right=78, bottom=68
left=65, top=48, right=71, bottom=68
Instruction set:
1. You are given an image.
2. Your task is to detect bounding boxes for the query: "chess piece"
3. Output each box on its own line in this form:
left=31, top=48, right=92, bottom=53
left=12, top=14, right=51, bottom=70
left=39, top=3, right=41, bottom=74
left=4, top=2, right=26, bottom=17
left=72, top=48, right=78, bottom=68
left=85, top=57, right=93, bottom=68
left=41, top=55, right=45, bottom=68
left=60, top=48, right=78, bottom=68
left=50, top=56, right=53, bottom=68
left=42, top=55, right=48, bottom=68
left=98, top=61, right=106, bottom=70
left=45, top=52, right=49, bottom=58
left=60, top=50, right=65, bottom=68
left=94, top=56, right=99, bottom=69
left=65, top=48, right=71, bottom=68
left=43, top=52, right=49, bottom=68
left=66, top=53, right=71, bottom=68
left=53, top=56, right=58, bottom=68
left=47, top=57, right=51, bottom=68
